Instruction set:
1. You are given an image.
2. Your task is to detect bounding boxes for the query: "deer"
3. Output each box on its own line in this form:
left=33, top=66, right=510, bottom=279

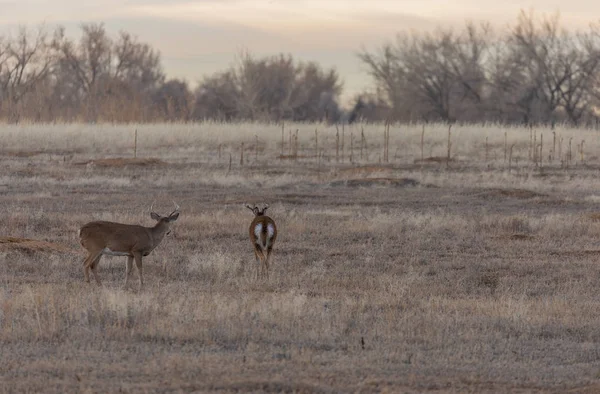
left=246, top=203, right=277, bottom=279
left=78, top=202, right=180, bottom=290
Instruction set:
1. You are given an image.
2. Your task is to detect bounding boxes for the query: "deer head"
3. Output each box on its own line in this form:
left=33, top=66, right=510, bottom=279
left=245, top=203, right=269, bottom=216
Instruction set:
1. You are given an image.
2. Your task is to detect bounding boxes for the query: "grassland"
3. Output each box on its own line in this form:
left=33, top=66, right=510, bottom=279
left=2, top=122, right=600, bottom=392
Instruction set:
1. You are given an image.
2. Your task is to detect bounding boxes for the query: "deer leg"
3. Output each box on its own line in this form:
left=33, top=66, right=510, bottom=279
left=133, top=252, right=144, bottom=290
left=90, top=254, right=103, bottom=285
left=254, top=245, right=265, bottom=280
left=254, top=250, right=260, bottom=280
left=265, top=247, right=273, bottom=280
left=123, top=256, right=133, bottom=289
left=83, top=251, right=102, bottom=284
left=83, top=254, right=92, bottom=283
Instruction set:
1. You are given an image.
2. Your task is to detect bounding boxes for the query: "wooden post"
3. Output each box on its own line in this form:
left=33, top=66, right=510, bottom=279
left=240, top=142, right=244, bottom=166
left=341, top=124, right=345, bottom=164
left=509, top=144, right=514, bottom=173
left=552, top=131, right=556, bottom=162
left=529, top=126, right=533, bottom=161
left=485, top=136, right=489, bottom=164
left=294, top=129, right=299, bottom=161
left=558, top=136, right=563, bottom=166
left=447, top=123, right=452, bottom=168
left=360, top=127, right=364, bottom=160
left=350, top=132, right=354, bottom=163
left=503, top=131, right=507, bottom=163
left=421, top=124, right=425, bottom=163
left=315, top=128, right=318, bottom=161
left=335, top=125, right=340, bottom=163
left=533, top=130, right=537, bottom=165
left=254, top=135, right=259, bottom=163
left=539, top=133, right=543, bottom=168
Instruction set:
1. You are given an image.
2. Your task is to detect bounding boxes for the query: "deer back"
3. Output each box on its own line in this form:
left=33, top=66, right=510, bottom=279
left=79, top=221, right=153, bottom=253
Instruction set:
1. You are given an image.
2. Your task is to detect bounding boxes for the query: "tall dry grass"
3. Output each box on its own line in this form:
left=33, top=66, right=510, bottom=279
left=2, top=122, right=600, bottom=392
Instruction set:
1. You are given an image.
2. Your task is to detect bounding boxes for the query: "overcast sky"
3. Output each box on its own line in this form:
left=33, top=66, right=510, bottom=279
left=1, top=0, right=598, bottom=103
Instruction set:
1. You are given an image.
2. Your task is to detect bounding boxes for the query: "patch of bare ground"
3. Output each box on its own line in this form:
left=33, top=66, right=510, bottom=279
left=277, top=154, right=316, bottom=160
left=0, top=236, right=77, bottom=254
left=477, top=187, right=547, bottom=199
left=548, top=249, right=600, bottom=256
left=328, top=177, right=420, bottom=188
left=586, top=212, right=600, bottom=222
left=2, top=150, right=46, bottom=157
left=414, top=156, right=456, bottom=164
left=495, top=233, right=536, bottom=241
left=73, top=157, right=167, bottom=167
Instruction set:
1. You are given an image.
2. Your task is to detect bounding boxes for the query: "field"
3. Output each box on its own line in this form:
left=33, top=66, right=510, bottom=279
left=3, top=122, right=600, bottom=392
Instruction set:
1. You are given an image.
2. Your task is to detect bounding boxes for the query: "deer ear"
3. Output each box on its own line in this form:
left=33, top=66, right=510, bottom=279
left=168, top=212, right=180, bottom=222
left=150, top=212, right=161, bottom=221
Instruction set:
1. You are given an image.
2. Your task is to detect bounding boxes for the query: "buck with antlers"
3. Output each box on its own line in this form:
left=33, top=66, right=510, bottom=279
left=78, top=202, right=180, bottom=290
left=246, top=203, right=277, bottom=279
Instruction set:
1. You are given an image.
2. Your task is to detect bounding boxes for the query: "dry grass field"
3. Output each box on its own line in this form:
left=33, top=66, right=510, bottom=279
left=3, top=122, right=600, bottom=392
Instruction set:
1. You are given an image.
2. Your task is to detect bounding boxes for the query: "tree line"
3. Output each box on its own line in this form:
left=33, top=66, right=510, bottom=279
left=1, top=11, right=600, bottom=125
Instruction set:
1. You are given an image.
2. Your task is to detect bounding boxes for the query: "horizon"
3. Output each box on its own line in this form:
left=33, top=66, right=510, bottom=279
left=1, top=0, right=599, bottom=105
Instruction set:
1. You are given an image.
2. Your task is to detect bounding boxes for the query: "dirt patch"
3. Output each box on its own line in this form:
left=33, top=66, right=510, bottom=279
left=338, top=165, right=393, bottom=176
left=414, top=156, right=455, bottom=164
left=73, top=157, right=167, bottom=167
left=329, top=177, right=420, bottom=188
left=277, top=154, right=316, bottom=160
left=495, top=233, right=535, bottom=241
left=0, top=237, right=77, bottom=254
left=549, top=249, right=600, bottom=257
left=586, top=212, right=600, bottom=222
left=2, top=150, right=46, bottom=158
left=478, top=188, right=547, bottom=200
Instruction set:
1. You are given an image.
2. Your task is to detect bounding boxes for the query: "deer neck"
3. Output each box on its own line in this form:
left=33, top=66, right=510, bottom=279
left=149, top=222, right=170, bottom=246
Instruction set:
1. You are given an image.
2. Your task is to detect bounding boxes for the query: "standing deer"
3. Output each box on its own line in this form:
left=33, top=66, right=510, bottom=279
left=78, top=202, right=180, bottom=290
left=246, top=203, right=277, bottom=279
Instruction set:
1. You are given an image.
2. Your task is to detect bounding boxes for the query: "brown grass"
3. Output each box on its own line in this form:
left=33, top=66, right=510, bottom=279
left=4, top=123, right=600, bottom=392
left=0, top=236, right=77, bottom=254
left=73, top=157, right=167, bottom=167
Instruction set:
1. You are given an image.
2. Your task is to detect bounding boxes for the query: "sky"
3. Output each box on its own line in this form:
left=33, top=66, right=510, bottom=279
left=1, top=0, right=599, bottom=103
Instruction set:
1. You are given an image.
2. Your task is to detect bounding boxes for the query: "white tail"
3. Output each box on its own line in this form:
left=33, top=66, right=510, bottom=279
left=79, top=202, right=180, bottom=290
left=246, top=203, right=277, bottom=279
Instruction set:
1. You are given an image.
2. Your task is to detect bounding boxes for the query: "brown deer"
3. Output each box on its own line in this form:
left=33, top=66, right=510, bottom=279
left=78, top=202, right=180, bottom=290
left=246, top=203, right=277, bottom=279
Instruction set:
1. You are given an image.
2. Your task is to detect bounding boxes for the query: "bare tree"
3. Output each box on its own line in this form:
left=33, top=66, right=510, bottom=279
left=0, top=27, right=54, bottom=121
left=152, top=79, right=193, bottom=121
left=192, top=52, right=342, bottom=122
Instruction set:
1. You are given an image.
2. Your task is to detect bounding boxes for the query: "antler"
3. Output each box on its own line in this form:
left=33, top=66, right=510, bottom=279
left=245, top=203, right=259, bottom=215
left=169, top=200, right=180, bottom=216
left=262, top=203, right=269, bottom=213
left=149, top=200, right=157, bottom=215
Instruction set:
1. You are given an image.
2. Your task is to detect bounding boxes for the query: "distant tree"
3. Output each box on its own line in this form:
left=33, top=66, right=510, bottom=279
left=51, top=23, right=164, bottom=121
left=359, top=10, right=600, bottom=125
left=0, top=27, right=55, bottom=122
left=152, top=79, right=193, bottom=121
left=192, top=52, right=342, bottom=122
